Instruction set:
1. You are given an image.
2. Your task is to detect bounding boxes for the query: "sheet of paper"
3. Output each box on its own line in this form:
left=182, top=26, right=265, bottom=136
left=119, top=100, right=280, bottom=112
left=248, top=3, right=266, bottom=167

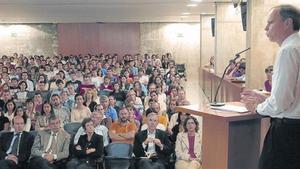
left=210, top=104, right=248, bottom=113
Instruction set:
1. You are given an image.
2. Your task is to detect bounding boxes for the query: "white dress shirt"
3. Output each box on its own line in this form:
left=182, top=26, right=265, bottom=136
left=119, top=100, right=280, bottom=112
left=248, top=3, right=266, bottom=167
left=257, top=33, right=300, bottom=118
left=142, top=130, right=156, bottom=154
left=26, top=79, right=34, bottom=91
left=42, top=132, right=58, bottom=160
left=6, top=132, right=22, bottom=155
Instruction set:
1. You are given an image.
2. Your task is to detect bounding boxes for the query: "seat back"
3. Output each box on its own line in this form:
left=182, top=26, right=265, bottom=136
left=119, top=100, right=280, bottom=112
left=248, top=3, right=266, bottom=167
left=105, top=142, right=133, bottom=157
left=63, top=122, right=81, bottom=135
left=176, top=64, right=185, bottom=73
left=104, top=143, right=133, bottom=169
left=63, top=122, right=81, bottom=157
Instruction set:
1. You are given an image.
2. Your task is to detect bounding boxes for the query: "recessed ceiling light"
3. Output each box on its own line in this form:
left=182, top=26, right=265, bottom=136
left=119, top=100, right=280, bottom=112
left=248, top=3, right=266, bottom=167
left=182, top=12, right=191, bottom=15
left=190, top=0, right=203, bottom=2
left=187, top=4, right=198, bottom=7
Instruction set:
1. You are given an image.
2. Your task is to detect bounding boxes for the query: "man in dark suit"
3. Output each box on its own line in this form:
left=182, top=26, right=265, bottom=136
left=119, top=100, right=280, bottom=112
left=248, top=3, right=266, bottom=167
left=0, top=116, right=35, bottom=169
left=133, top=109, right=173, bottom=169
left=29, top=115, right=70, bottom=169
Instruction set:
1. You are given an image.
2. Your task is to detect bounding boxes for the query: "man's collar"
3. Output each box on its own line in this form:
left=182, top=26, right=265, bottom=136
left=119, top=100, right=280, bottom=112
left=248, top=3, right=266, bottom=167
left=147, top=129, right=156, bottom=135
left=14, top=131, right=23, bottom=135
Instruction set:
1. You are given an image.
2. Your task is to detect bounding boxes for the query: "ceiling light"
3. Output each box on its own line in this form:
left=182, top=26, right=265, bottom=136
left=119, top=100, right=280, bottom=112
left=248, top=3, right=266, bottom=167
left=187, top=4, right=198, bottom=7
left=190, top=0, right=203, bottom=2
left=182, top=12, right=191, bottom=15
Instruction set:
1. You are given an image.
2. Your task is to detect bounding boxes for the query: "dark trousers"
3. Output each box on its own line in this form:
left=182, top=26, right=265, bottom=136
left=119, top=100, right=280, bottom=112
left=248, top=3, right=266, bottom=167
left=0, top=160, right=18, bottom=169
left=28, top=156, right=65, bottom=169
left=136, top=158, right=165, bottom=169
left=259, top=118, right=300, bottom=169
left=66, top=158, right=95, bottom=169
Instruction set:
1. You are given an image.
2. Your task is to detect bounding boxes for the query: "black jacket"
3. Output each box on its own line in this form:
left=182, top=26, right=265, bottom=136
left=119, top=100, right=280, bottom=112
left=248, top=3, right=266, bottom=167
left=74, top=133, right=103, bottom=165
left=133, top=129, right=173, bottom=164
left=0, top=131, right=34, bottom=166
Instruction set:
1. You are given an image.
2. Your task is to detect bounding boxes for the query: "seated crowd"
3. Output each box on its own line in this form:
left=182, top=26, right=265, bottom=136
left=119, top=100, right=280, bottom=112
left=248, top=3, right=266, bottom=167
left=0, top=53, right=202, bottom=169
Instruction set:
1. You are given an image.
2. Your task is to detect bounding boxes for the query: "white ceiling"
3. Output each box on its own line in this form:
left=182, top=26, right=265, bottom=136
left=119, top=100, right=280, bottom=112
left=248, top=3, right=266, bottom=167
left=0, top=0, right=217, bottom=23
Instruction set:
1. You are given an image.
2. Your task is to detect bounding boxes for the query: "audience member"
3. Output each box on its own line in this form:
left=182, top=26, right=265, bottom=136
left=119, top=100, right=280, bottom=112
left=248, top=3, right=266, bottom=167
left=35, top=101, right=54, bottom=131
left=67, top=117, right=104, bottom=169
left=29, top=116, right=70, bottom=169
left=264, top=65, right=273, bottom=92
left=109, top=107, right=137, bottom=144
left=0, top=108, right=10, bottom=132
left=0, top=116, right=34, bottom=169
left=51, top=94, right=71, bottom=125
left=13, top=106, right=31, bottom=132
left=169, top=112, right=190, bottom=145
left=83, top=89, right=97, bottom=112
left=4, top=100, right=16, bottom=124
left=71, top=94, right=91, bottom=123
left=74, top=109, right=109, bottom=147
left=100, top=95, right=118, bottom=123
left=175, top=116, right=202, bottom=169
left=133, top=110, right=173, bottom=169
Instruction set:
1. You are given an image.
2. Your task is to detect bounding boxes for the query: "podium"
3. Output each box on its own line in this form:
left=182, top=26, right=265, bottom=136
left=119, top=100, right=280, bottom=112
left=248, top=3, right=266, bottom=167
left=176, top=103, right=262, bottom=169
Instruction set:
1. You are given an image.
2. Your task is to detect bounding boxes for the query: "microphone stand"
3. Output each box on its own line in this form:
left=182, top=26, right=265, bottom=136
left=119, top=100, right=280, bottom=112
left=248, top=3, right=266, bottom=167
left=210, top=47, right=250, bottom=107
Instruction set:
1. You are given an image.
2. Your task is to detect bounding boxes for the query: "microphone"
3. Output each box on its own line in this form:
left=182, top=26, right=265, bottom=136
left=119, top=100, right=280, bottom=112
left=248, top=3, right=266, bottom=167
left=210, top=47, right=250, bottom=107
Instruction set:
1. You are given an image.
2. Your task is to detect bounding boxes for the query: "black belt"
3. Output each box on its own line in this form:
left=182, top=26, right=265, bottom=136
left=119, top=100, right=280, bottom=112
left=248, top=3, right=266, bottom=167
left=271, top=118, right=300, bottom=125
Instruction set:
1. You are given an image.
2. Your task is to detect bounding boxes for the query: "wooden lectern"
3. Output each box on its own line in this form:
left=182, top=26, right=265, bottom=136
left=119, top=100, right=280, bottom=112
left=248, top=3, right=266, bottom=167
left=176, top=103, right=262, bottom=169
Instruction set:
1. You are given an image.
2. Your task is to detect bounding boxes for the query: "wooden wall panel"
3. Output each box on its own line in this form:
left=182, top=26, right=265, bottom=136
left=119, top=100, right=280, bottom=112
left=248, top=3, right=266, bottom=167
left=58, top=23, right=140, bottom=57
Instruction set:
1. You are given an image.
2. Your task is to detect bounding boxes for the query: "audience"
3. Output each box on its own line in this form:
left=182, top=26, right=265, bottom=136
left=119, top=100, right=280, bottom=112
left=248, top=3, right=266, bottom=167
left=0, top=52, right=192, bottom=169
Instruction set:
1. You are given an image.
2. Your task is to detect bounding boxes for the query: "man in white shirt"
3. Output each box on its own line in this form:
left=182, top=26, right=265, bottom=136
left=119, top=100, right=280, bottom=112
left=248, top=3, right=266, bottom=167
left=241, top=5, right=300, bottom=169
left=133, top=110, right=172, bottom=169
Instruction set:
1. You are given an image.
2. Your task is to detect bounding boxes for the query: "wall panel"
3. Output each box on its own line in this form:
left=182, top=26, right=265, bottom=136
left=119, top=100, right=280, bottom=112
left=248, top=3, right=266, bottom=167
left=58, top=23, right=140, bottom=56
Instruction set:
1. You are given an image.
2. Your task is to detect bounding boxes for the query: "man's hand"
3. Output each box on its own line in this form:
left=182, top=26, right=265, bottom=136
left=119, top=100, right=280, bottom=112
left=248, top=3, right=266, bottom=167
left=44, top=154, right=54, bottom=162
left=75, top=145, right=82, bottom=150
left=143, top=137, right=154, bottom=145
left=6, top=154, right=18, bottom=164
left=153, top=138, right=163, bottom=149
left=241, top=90, right=267, bottom=113
left=167, top=128, right=173, bottom=135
